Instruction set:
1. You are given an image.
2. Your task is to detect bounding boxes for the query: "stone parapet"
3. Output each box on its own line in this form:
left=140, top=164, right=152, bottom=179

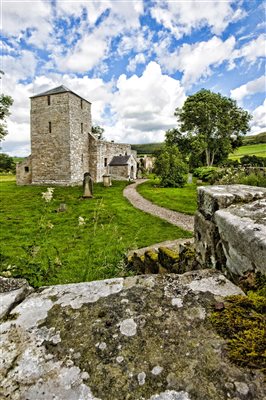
left=195, top=185, right=266, bottom=278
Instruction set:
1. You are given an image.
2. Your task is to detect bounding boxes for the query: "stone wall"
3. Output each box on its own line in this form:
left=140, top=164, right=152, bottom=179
left=88, top=134, right=137, bottom=182
left=30, top=92, right=71, bottom=185
left=16, top=156, right=32, bottom=185
left=194, top=185, right=266, bottom=278
left=69, top=94, right=91, bottom=184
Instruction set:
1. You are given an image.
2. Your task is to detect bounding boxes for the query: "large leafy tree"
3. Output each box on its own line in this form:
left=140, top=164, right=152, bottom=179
left=0, top=94, right=13, bottom=141
left=154, top=145, right=188, bottom=187
left=172, top=89, right=251, bottom=167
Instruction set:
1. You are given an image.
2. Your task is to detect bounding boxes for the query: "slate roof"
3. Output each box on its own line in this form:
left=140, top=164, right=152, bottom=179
left=109, top=155, right=131, bottom=166
left=30, top=85, right=91, bottom=103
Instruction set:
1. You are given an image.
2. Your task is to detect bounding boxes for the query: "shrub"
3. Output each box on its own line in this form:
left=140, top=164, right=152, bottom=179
left=217, top=168, right=266, bottom=187
left=240, top=155, right=266, bottom=167
left=154, top=145, right=188, bottom=188
left=0, top=153, right=16, bottom=173
left=193, top=166, right=222, bottom=183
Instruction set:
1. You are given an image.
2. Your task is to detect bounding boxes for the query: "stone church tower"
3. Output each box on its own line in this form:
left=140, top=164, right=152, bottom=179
left=16, top=85, right=137, bottom=185
left=30, top=85, right=91, bottom=185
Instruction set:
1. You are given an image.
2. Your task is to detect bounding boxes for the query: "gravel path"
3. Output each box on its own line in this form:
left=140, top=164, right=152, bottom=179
left=123, top=179, right=194, bottom=232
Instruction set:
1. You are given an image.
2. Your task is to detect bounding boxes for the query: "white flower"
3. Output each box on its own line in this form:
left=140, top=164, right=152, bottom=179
left=47, top=221, right=54, bottom=229
left=78, top=216, right=86, bottom=226
left=42, top=187, right=54, bottom=202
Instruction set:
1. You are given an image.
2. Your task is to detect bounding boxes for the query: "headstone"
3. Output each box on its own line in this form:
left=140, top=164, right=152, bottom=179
left=57, top=203, right=67, bottom=212
left=187, top=173, right=193, bottom=183
left=83, top=172, right=93, bottom=198
left=102, top=174, right=112, bottom=187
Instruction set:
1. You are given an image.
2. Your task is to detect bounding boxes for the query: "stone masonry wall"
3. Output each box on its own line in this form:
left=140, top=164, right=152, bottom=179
left=88, top=134, right=136, bottom=182
left=16, top=156, right=32, bottom=185
left=69, top=94, right=91, bottom=184
left=30, top=92, right=71, bottom=185
left=194, top=185, right=266, bottom=278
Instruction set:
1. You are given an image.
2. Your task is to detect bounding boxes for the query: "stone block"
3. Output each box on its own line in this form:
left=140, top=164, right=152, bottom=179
left=197, top=185, right=266, bottom=220
left=215, top=199, right=266, bottom=276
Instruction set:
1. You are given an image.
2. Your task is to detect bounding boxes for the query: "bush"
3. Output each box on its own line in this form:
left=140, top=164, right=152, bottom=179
left=0, top=153, right=16, bottom=173
left=217, top=168, right=266, bottom=187
left=154, top=145, right=188, bottom=188
left=240, top=155, right=266, bottom=167
left=193, top=166, right=222, bottom=183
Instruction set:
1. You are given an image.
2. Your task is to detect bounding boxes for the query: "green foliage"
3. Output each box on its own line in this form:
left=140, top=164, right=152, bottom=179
left=174, top=89, right=252, bottom=167
left=154, top=145, right=188, bottom=187
left=210, top=293, right=266, bottom=371
left=137, top=179, right=197, bottom=215
left=240, top=155, right=266, bottom=167
left=0, top=177, right=191, bottom=286
left=131, top=142, right=163, bottom=155
left=91, top=125, right=104, bottom=140
left=0, top=153, right=16, bottom=173
left=0, top=94, right=13, bottom=141
left=217, top=168, right=266, bottom=187
left=192, top=166, right=221, bottom=183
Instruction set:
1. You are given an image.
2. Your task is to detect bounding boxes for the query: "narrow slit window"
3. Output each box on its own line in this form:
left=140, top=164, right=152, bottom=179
left=47, top=95, right=50, bottom=105
left=81, top=99, right=83, bottom=109
left=49, top=122, right=52, bottom=133
left=104, top=158, right=107, bottom=167
left=81, top=123, right=83, bottom=133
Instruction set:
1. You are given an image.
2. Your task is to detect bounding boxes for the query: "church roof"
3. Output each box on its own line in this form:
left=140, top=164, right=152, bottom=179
left=30, top=85, right=91, bottom=103
left=109, top=155, right=131, bottom=166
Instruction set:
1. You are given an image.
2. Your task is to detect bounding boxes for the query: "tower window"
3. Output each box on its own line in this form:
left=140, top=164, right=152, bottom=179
left=81, top=123, right=83, bottom=133
left=47, top=95, right=51, bottom=105
left=104, top=158, right=107, bottom=167
left=24, top=166, right=29, bottom=172
left=49, top=122, right=52, bottom=133
left=81, top=99, right=83, bottom=109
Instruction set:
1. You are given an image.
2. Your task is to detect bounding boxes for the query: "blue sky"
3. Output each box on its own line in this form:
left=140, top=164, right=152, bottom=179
left=1, top=0, right=266, bottom=156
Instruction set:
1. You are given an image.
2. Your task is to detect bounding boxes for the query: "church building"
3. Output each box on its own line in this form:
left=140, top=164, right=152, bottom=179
left=16, top=86, right=137, bottom=185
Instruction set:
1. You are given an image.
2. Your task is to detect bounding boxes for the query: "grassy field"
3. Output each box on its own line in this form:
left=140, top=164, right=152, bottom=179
left=0, top=176, right=192, bottom=286
left=137, top=179, right=198, bottom=215
left=229, top=143, right=266, bottom=160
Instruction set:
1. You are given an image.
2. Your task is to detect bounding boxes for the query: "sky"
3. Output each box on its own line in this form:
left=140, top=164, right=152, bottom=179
left=1, top=0, right=266, bottom=156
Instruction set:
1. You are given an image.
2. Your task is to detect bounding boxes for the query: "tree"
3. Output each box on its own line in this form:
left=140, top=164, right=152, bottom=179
left=0, top=153, right=15, bottom=173
left=154, top=145, right=188, bottom=187
left=173, top=89, right=251, bottom=167
left=91, top=125, right=104, bottom=140
left=0, top=94, right=13, bottom=141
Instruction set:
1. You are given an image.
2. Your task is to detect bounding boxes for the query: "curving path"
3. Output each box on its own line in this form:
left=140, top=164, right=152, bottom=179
left=123, top=179, right=194, bottom=232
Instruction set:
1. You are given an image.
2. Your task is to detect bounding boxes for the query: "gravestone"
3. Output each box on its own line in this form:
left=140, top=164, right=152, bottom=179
left=83, top=172, right=93, bottom=198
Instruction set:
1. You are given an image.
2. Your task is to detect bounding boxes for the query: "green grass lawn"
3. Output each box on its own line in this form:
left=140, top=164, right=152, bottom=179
left=137, top=179, right=198, bottom=215
left=0, top=177, right=192, bottom=286
left=229, top=143, right=266, bottom=160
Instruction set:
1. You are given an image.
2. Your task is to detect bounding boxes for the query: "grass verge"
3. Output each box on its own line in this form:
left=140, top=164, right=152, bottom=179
left=137, top=179, right=197, bottom=215
left=229, top=143, right=266, bottom=160
left=0, top=177, right=192, bottom=286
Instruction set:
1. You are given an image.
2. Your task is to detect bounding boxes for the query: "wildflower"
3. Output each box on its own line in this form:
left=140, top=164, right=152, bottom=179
left=47, top=221, right=54, bottom=229
left=42, top=187, right=54, bottom=202
left=78, top=216, right=86, bottom=226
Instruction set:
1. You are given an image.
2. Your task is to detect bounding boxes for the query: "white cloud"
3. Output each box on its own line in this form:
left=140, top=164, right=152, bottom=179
left=2, top=51, right=38, bottom=80
left=2, top=0, right=52, bottom=46
left=110, top=62, right=186, bottom=143
left=230, top=76, right=266, bottom=102
left=56, top=34, right=109, bottom=73
left=156, top=36, right=236, bottom=86
left=54, top=1, right=144, bottom=73
left=250, top=99, right=266, bottom=134
left=127, top=53, right=146, bottom=72
left=151, top=0, right=244, bottom=39
left=234, top=34, right=266, bottom=63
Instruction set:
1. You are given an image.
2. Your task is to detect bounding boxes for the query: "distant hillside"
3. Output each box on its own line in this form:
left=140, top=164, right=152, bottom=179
left=131, top=143, right=163, bottom=155
left=243, top=131, right=266, bottom=145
